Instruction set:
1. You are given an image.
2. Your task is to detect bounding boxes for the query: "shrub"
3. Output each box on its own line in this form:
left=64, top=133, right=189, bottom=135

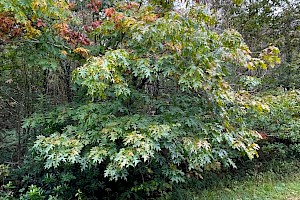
left=246, top=89, right=300, bottom=158
left=21, top=1, right=279, bottom=199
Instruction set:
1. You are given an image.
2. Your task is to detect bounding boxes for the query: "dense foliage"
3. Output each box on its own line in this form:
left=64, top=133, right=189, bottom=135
left=0, top=0, right=299, bottom=199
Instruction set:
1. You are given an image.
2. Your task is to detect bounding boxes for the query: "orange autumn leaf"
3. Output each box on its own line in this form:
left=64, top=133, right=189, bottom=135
left=105, top=7, right=116, bottom=17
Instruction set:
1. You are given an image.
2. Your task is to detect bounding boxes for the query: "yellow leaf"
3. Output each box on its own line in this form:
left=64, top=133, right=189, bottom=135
left=74, top=47, right=89, bottom=58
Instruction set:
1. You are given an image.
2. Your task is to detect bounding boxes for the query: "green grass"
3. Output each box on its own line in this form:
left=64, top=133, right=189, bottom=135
left=195, top=171, right=300, bottom=200
left=169, top=159, right=300, bottom=200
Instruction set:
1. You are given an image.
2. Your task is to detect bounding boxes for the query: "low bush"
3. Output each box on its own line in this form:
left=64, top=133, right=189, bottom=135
left=246, top=89, right=300, bottom=158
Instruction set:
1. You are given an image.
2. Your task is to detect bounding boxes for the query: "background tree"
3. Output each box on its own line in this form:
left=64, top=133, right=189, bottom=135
left=211, top=0, right=299, bottom=89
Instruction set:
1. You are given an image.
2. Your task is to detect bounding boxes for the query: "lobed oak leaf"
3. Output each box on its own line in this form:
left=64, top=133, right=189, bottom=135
left=105, top=7, right=116, bottom=17
left=5, top=79, right=13, bottom=84
left=36, top=18, right=46, bottom=27
left=143, top=14, right=158, bottom=22
left=68, top=2, right=76, bottom=9
left=126, top=2, right=140, bottom=9
left=91, top=20, right=102, bottom=28
left=61, top=50, right=68, bottom=56
left=74, top=47, right=89, bottom=58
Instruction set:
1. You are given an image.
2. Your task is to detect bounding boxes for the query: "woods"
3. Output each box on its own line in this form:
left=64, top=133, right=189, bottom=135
left=0, top=0, right=299, bottom=199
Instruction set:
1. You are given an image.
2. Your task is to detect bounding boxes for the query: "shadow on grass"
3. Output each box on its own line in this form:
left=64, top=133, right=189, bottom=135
left=167, top=156, right=300, bottom=200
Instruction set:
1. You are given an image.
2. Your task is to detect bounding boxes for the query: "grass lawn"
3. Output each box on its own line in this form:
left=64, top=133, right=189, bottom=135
left=170, top=159, right=300, bottom=200
left=196, top=171, right=300, bottom=200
